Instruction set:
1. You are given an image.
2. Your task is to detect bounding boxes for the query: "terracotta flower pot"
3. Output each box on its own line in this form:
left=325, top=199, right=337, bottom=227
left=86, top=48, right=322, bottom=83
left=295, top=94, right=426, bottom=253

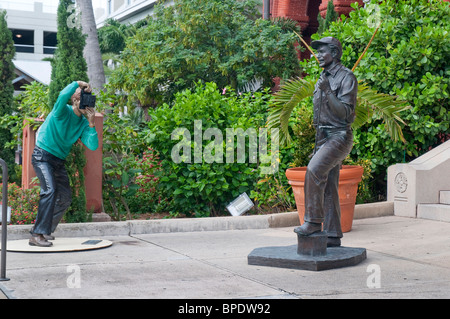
left=285, top=165, right=364, bottom=232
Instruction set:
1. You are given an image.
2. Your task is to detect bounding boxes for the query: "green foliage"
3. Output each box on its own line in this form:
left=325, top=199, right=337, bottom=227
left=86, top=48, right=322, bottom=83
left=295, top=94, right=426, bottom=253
left=16, top=82, right=51, bottom=119
left=0, top=182, right=40, bottom=225
left=0, top=10, right=16, bottom=182
left=102, top=106, right=147, bottom=220
left=64, top=143, right=90, bottom=223
left=290, top=100, right=315, bottom=168
left=0, top=10, right=14, bottom=115
left=146, top=82, right=271, bottom=217
left=126, top=147, right=169, bottom=216
left=109, top=0, right=301, bottom=106
left=317, top=0, right=339, bottom=35
left=249, top=145, right=296, bottom=213
left=0, top=83, right=49, bottom=173
left=48, top=0, right=88, bottom=108
left=98, top=18, right=127, bottom=54
left=319, top=0, right=450, bottom=196
left=98, top=18, right=147, bottom=55
left=267, top=77, right=316, bottom=146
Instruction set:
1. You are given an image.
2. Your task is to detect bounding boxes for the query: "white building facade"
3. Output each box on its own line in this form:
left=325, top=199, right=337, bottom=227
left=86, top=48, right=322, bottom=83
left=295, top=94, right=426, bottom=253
left=0, top=1, right=57, bottom=89
left=93, top=0, right=170, bottom=27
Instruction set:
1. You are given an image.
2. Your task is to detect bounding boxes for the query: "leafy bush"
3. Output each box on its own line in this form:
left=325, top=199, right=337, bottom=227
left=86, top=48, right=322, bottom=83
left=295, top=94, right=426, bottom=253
left=109, top=0, right=301, bottom=106
left=102, top=106, right=147, bottom=220
left=126, top=147, right=171, bottom=216
left=0, top=10, right=16, bottom=183
left=0, top=82, right=49, bottom=168
left=146, top=82, right=271, bottom=217
left=249, top=145, right=296, bottom=213
left=0, top=183, right=39, bottom=225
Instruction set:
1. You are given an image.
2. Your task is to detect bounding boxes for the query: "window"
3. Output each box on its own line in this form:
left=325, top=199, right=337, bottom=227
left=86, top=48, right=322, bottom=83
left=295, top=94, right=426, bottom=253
left=44, top=31, right=57, bottom=54
left=11, top=29, right=34, bottom=53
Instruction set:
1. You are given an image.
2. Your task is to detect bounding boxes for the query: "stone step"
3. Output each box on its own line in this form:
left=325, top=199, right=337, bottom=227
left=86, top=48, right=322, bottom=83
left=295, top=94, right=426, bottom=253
left=417, top=204, right=450, bottom=222
left=440, top=190, right=450, bottom=205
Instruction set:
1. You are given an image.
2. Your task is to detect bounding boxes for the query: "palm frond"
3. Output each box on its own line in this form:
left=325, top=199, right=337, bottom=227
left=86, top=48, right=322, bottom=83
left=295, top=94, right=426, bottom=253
left=355, top=81, right=411, bottom=143
left=267, top=77, right=315, bottom=146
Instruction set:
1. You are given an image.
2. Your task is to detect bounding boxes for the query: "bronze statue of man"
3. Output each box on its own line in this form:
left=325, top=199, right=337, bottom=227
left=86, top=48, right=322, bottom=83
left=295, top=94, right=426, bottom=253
left=295, top=37, right=358, bottom=247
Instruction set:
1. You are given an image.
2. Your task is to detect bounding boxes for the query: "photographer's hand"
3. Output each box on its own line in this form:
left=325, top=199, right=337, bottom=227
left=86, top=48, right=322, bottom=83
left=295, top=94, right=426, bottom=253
left=85, top=107, right=96, bottom=127
left=77, top=81, right=91, bottom=93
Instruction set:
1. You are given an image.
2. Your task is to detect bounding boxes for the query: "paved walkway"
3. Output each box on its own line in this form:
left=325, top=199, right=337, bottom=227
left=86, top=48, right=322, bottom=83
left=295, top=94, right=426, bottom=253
left=1, top=214, right=450, bottom=299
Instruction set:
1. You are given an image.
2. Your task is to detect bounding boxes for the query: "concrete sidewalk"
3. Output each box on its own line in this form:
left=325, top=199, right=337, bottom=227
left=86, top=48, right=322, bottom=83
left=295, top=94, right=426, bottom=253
left=1, top=211, right=450, bottom=299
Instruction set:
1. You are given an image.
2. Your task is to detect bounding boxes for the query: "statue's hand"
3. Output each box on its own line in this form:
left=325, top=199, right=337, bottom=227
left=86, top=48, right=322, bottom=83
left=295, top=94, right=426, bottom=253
left=318, top=73, right=332, bottom=93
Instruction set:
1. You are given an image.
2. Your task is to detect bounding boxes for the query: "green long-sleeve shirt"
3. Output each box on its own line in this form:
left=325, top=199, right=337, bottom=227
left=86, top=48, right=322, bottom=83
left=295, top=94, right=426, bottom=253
left=36, top=81, right=98, bottom=160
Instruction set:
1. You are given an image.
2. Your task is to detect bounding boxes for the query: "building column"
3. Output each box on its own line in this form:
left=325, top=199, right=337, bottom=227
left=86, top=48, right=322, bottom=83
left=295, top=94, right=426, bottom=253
left=319, top=0, right=364, bottom=18
left=84, top=113, right=110, bottom=221
left=34, top=28, right=44, bottom=55
left=272, top=0, right=310, bottom=31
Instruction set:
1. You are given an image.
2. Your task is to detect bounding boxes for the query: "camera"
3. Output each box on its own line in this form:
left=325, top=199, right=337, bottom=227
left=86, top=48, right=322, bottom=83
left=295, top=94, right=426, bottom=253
left=80, top=89, right=96, bottom=109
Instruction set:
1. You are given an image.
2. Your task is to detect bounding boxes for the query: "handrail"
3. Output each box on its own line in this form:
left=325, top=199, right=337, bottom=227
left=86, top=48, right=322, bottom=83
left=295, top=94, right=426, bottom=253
left=0, top=159, right=9, bottom=281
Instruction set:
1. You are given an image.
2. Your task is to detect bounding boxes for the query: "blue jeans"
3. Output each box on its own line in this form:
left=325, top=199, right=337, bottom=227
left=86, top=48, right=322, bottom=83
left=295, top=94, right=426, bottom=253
left=304, top=128, right=353, bottom=238
left=31, top=147, right=72, bottom=235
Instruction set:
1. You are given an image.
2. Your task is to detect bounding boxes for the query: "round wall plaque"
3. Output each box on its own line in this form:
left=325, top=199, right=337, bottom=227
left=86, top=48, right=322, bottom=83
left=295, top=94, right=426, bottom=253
left=394, top=172, right=408, bottom=193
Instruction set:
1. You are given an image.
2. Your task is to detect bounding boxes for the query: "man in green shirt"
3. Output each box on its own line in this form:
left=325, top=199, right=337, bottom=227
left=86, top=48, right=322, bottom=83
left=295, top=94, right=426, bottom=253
left=29, top=80, right=98, bottom=247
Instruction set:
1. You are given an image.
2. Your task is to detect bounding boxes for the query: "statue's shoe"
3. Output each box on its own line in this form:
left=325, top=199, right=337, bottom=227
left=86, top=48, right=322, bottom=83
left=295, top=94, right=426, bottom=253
left=327, top=237, right=341, bottom=247
left=294, top=222, right=322, bottom=236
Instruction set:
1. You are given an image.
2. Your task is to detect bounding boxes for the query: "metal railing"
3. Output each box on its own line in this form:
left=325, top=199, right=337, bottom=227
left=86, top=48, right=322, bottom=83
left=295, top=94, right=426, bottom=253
left=13, top=44, right=35, bottom=54
left=0, top=159, right=9, bottom=281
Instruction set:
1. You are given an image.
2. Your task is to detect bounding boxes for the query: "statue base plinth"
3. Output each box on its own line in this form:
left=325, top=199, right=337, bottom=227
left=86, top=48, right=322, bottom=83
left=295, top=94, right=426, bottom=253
left=248, top=230, right=366, bottom=271
left=248, top=244, right=366, bottom=271
left=296, top=231, right=328, bottom=256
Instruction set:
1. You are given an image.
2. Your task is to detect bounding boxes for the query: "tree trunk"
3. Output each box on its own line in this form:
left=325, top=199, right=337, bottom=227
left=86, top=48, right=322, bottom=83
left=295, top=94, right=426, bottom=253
left=78, top=0, right=106, bottom=92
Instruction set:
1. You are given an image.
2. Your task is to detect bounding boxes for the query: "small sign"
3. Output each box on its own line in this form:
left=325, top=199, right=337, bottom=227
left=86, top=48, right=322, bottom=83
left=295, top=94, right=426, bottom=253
left=82, top=239, right=102, bottom=245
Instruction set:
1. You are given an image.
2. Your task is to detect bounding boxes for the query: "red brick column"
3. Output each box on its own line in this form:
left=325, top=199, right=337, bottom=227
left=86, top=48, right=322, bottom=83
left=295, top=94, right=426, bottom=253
left=270, top=0, right=364, bottom=61
left=319, top=0, right=364, bottom=18
left=84, top=113, right=104, bottom=215
left=21, top=119, right=44, bottom=189
left=272, top=0, right=310, bottom=31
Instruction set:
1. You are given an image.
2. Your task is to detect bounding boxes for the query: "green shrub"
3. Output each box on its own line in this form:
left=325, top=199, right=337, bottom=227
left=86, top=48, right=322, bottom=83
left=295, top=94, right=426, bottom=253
left=109, top=0, right=300, bottom=106
left=0, top=10, right=16, bottom=182
left=126, top=147, right=170, bottom=216
left=102, top=106, right=147, bottom=220
left=0, top=183, right=39, bottom=225
left=146, top=82, right=271, bottom=217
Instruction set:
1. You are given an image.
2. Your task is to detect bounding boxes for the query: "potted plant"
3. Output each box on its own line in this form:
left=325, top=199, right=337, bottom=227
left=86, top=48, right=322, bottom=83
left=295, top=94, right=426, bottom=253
left=267, top=30, right=410, bottom=232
